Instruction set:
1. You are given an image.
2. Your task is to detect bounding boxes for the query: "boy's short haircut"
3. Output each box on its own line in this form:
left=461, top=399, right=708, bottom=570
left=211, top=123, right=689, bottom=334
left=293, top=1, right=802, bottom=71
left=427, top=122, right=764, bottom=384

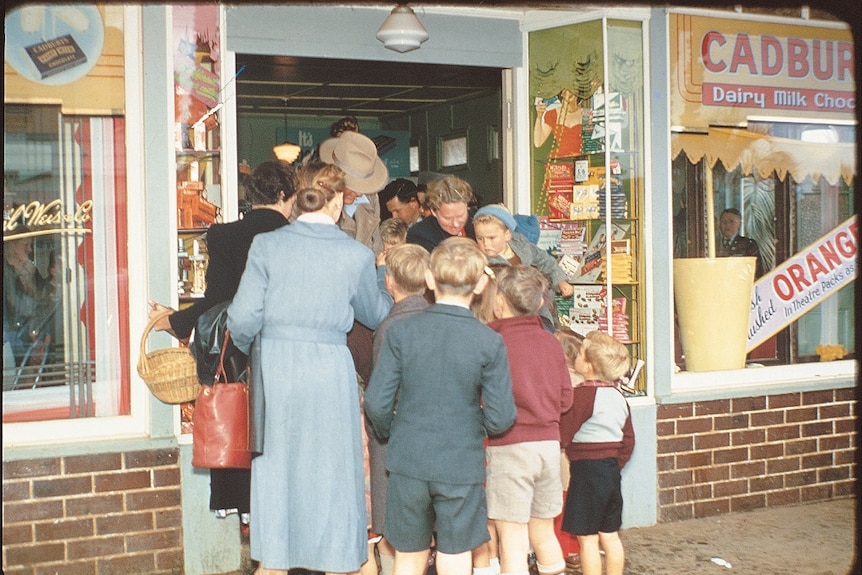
left=430, top=237, right=486, bottom=296
left=386, top=243, right=430, bottom=295
left=494, top=264, right=548, bottom=316
left=555, top=326, right=584, bottom=368
left=583, top=330, right=631, bottom=382
left=380, top=217, right=409, bottom=246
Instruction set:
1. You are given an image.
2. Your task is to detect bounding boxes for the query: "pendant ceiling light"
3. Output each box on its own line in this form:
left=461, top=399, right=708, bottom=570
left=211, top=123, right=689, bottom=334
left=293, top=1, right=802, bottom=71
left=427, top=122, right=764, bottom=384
left=376, top=4, right=428, bottom=53
left=273, top=98, right=301, bottom=163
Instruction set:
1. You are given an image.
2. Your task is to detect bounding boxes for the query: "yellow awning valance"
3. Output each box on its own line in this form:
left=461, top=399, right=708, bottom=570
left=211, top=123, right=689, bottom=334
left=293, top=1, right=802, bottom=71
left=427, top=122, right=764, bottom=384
left=672, top=128, right=855, bottom=186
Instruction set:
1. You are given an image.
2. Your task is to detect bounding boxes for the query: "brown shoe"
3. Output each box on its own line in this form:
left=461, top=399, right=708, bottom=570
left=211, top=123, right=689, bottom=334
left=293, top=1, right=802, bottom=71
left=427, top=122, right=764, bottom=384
left=565, top=554, right=581, bottom=570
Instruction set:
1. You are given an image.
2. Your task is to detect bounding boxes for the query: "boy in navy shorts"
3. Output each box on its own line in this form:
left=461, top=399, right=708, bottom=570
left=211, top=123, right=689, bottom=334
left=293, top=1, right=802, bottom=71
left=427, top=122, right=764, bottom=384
left=559, top=331, right=635, bottom=575
left=366, top=237, right=517, bottom=575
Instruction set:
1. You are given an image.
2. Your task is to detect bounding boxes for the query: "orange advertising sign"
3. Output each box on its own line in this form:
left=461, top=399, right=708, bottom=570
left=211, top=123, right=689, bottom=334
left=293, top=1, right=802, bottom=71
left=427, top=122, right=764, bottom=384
left=670, top=12, right=855, bottom=128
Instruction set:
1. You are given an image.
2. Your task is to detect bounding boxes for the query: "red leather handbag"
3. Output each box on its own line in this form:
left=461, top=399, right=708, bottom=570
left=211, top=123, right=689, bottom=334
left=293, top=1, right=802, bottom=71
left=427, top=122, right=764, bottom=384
left=191, top=330, right=251, bottom=469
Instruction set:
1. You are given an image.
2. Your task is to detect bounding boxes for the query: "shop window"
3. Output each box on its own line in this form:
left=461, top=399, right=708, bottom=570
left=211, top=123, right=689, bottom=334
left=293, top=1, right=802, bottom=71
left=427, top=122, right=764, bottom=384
left=410, top=142, right=420, bottom=174
left=439, top=130, right=468, bottom=169
left=671, top=121, right=856, bottom=367
left=3, top=105, right=130, bottom=422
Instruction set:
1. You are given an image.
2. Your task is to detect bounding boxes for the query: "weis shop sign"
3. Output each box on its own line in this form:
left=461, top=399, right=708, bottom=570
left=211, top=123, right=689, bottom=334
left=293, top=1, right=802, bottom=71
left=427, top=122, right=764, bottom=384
left=747, top=215, right=857, bottom=351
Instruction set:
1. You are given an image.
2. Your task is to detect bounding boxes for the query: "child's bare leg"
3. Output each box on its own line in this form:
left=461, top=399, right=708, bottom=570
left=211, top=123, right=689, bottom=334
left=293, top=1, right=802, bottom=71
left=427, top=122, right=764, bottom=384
left=394, top=549, right=431, bottom=575
left=527, top=517, right=564, bottom=575
left=473, top=521, right=499, bottom=574
left=435, top=550, right=473, bottom=575
left=597, top=531, right=624, bottom=575
left=360, top=540, right=379, bottom=575
left=494, top=520, right=530, bottom=574
left=379, top=537, right=396, bottom=575
left=576, top=535, right=602, bottom=575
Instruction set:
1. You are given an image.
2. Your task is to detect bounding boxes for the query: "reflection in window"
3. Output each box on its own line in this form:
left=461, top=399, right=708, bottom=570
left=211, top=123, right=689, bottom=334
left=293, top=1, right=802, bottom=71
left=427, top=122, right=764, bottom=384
left=4, top=105, right=129, bottom=421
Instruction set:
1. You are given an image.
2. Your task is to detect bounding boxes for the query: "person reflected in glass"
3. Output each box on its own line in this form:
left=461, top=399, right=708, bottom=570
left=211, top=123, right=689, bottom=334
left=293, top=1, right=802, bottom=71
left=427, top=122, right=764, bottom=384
left=717, top=208, right=764, bottom=278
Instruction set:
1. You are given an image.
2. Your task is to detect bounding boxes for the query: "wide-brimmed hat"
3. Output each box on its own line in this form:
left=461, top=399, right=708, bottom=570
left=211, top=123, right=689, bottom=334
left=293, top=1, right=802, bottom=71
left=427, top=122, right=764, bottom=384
left=319, top=131, right=389, bottom=194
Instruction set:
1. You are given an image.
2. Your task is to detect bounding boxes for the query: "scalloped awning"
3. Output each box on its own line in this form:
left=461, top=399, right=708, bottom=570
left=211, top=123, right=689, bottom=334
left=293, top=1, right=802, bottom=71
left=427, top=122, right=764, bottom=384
left=672, top=128, right=855, bottom=186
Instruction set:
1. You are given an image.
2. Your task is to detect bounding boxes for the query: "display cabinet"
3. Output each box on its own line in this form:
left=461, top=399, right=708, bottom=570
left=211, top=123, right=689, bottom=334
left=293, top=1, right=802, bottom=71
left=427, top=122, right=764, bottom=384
left=531, top=19, right=646, bottom=394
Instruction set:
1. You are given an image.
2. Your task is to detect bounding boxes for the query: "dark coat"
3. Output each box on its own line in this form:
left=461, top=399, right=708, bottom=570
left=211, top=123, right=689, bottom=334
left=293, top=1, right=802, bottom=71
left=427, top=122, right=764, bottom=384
left=717, top=234, right=764, bottom=278
left=406, top=215, right=475, bottom=253
left=169, top=209, right=289, bottom=339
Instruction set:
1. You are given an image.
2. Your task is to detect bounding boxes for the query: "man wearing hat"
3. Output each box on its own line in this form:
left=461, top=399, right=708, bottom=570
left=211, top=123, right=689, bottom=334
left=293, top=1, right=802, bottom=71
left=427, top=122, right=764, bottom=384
left=319, top=130, right=390, bottom=255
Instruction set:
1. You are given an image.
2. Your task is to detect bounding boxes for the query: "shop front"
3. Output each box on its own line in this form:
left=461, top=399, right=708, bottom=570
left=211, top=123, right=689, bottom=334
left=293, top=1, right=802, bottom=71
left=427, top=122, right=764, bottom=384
left=3, top=4, right=855, bottom=575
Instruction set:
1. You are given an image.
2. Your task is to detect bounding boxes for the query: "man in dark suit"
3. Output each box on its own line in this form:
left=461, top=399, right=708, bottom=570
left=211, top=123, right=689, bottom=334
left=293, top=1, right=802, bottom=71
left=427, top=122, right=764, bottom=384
left=717, top=207, right=764, bottom=278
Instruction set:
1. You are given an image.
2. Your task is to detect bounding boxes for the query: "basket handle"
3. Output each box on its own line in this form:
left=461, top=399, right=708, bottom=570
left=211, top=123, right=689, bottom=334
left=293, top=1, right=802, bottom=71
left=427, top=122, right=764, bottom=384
left=138, top=309, right=175, bottom=370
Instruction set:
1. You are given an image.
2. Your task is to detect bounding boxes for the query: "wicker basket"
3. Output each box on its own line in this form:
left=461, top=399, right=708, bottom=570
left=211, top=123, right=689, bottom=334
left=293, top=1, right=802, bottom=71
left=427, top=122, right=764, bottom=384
left=137, top=311, right=201, bottom=404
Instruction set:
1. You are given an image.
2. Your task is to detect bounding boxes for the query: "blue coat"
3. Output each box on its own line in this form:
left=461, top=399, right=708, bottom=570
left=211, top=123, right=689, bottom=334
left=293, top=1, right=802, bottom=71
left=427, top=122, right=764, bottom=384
left=227, top=219, right=391, bottom=572
left=365, top=303, right=516, bottom=485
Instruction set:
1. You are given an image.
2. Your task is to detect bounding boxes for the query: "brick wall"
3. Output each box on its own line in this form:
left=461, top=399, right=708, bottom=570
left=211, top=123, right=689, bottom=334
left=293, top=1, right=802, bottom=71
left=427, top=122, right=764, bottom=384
left=2, top=448, right=184, bottom=575
left=656, top=387, right=857, bottom=522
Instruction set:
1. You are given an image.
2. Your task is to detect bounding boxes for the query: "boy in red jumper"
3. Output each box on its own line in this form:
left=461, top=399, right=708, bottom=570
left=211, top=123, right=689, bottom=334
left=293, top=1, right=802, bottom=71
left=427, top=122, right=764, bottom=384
left=559, top=331, right=635, bottom=575
left=486, top=265, right=574, bottom=575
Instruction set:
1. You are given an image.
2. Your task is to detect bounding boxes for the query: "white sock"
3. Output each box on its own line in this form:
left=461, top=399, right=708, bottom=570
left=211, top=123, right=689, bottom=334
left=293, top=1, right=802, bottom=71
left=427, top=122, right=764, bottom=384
left=490, top=557, right=501, bottom=575
left=537, top=560, right=566, bottom=575
left=473, top=567, right=494, bottom=575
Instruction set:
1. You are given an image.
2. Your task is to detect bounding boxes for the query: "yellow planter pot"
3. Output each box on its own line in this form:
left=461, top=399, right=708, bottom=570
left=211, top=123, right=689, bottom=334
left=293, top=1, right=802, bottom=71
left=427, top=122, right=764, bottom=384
left=673, top=257, right=756, bottom=372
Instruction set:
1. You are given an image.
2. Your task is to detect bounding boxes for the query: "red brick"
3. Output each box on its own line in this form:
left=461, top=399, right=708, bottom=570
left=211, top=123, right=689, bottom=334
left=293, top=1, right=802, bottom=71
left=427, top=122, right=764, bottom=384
left=819, top=435, right=850, bottom=450
left=693, top=498, right=729, bottom=517
left=801, top=483, right=832, bottom=501
left=834, top=449, right=856, bottom=465
left=802, top=421, right=834, bottom=437
left=3, top=499, right=64, bottom=523
left=35, top=518, right=93, bottom=541
left=3, top=566, right=32, bottom=575
left=834, top=481, right=856, bottom=497
left=731, top=396, right=767, bottom=412
left=750, top=474, right=784, bottom=492
left=96, top=511, right=154, bottom=535
left=819, top=466, right=850, bottom=482
left=658, top=488, right=675, bottom=506
left=152, top=466, right=180, bottom=487
left=155, top=508, right=182, bottom=529
left=694, top=464, right=729, bottom=483
left=766, top=489, right=801, bottom=507
left=657, top=403, right=693, bottom=419
left=785, top=470, right=817, bottom=487
left=657, top=436, right=693, bottom=454
left=713, top=447, right=747, bottom=464
left=801, top=453, right=832, bottom=468
left=124, top=449, right=178, bottom=469
left=94, top=470, right=152, bottom=493
left=714, top=413, right=749, bottom=430
left=694, top=399, right=730, bottom=416
left=675, top=452, right=711, bottom=469
left=834, top=387, right=856, bottom=401
left=785, top=438, right=817, bottom=455
left=694, top=432, right=730, bottom=450
left=125, top=528, right=182, bottom=552
left=750, top=410, right=784, bottom=426
left=768, top=393, right=801, bottom=409
left=65, top=493, right=124, bottom=517
left=2, top=458, right=62, bottom=479
left=801, top=389, right=834, bottom=405
left=35, top=560, right=97, bottom=575
left=730, top=460, right=765, bottom=478
left=819, top=403, right=851, bottom=419
left=750, top=443, right=783, bottom=459
left=731, top=428, right=765, bottom=445
left=96, top=553, right=157, bottom=575
left=835, top=419, right=856, bottom=433
left=64, top=453, right=123, bottom=475
left=33, top=475, right=92, bottom=498
left=730, top=493, right=765, bottom=512
left=658, top=469, right=693, bottom=489
left=656, top=455, right=675, bottom=472
left=766, top=458, right=799, bottom=474
left=66, top=535, right=125, bottom=559
left=786, top=406, right=818, bottom=422
left=677, top=417, right=713, bottom=434
left=713, top=479, right=748, bottom=497
left=767, top=424, right=800, bottom=441
left=660, top=503, right=693, bottom=522
left=5, top=542, right=65, bottom=566
left=2, top=523, right=34, bottom=545
left=155, top=548, right=184, bottom=571
left=674, top=484, right=712, bottom=502
left=3, top=480, right=31, bottom=501
left=656, top=420, right=675, bottom=436
left=125, top=487, right=181, bottom=511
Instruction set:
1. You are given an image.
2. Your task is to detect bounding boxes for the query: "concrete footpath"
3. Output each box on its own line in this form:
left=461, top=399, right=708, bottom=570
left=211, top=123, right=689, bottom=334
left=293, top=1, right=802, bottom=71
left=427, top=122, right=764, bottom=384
left=233, top=497, right=857, bottom=575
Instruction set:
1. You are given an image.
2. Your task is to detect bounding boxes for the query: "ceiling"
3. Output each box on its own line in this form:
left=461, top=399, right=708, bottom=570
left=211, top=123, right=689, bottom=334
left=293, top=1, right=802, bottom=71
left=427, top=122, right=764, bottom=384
left=234, top=54, right=503, bottom=123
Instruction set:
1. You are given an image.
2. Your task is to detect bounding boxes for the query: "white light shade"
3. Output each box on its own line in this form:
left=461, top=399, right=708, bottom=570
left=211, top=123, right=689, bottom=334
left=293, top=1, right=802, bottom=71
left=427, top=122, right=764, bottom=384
left=273, top=141, right=301, bottom=163
left=376, top=5, right=428, bottom=53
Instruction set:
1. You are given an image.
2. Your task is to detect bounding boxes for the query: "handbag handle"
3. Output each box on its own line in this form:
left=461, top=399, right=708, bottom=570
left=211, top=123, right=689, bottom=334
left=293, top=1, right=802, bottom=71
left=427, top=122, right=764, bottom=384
left=214, top=329, right=231, bottom=384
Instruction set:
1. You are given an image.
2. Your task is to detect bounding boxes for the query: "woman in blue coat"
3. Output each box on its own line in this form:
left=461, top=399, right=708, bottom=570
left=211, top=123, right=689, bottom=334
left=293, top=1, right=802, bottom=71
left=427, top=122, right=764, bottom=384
left=227, top=162, right=392, bottom=574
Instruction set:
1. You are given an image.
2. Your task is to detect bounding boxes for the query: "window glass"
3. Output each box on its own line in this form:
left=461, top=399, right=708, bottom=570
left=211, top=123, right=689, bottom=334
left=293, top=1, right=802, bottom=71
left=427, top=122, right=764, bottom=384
left=3, top=5, right=129, bottom=422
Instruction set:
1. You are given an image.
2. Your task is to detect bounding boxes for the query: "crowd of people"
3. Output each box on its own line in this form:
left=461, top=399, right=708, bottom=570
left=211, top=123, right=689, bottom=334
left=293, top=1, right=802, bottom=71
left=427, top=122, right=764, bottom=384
left=147, top=119, right=636, bottom=575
